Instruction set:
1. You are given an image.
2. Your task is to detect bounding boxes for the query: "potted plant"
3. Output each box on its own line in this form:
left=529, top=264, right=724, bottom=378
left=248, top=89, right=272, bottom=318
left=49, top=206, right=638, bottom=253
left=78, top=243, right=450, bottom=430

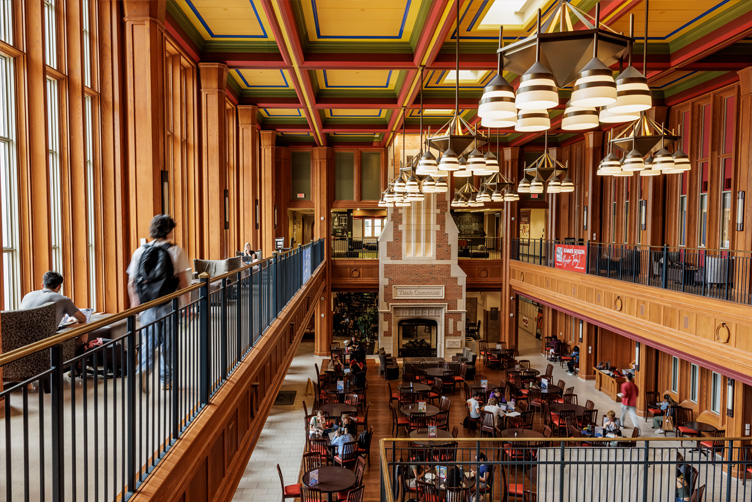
left=356, top=307, right=378, bottom=355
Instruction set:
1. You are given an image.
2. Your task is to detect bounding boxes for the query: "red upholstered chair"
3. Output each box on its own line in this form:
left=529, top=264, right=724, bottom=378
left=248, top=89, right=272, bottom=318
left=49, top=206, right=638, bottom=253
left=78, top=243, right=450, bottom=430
left=674, top=407, right=696, bottom=439
left=644, top=391, right=662, bottom=422
left=337, top=457, right=366, bottom=501
left=390, top=402, right=409, bottom=437
left=333, top=441, right=359, bottom=469
left=301, top=486, right=323, bottom=502
left=357, top=426, right=373, bottom=466
left=277, top=464, right=302, bottom=502
left=309, top=438, right=330, bottom=462
left=698, top=430, right=725, bottom=458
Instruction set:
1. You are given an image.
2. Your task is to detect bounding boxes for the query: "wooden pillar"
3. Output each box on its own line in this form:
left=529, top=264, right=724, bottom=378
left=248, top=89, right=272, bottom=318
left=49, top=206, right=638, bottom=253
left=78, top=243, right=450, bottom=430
left=238, top=105, right=260, bottom=250
left=275, top=147, right=291, bottom=245
left=313, top=147, right=333, bottom=356
left=583, top=132, right=604, bottom=242
left=260, top=131, right=277, bottom=256
left=736, top=67, right=752, bottom=253
left=501, top=147, right=520, bottom=349
left=19, top=0, right=52, bottom=292
left=199, top=63, right=229, bottom=259
left=578, top=322, right=596, bottom=380
left=634, top=344, right=657, bottom=416
left=123, top=0, right=166, bottom=248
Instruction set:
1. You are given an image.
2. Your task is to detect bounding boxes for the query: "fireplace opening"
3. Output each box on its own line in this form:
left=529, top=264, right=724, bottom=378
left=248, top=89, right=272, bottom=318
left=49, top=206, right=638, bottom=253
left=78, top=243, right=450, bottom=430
left=398, top=319, right=438, bottom=357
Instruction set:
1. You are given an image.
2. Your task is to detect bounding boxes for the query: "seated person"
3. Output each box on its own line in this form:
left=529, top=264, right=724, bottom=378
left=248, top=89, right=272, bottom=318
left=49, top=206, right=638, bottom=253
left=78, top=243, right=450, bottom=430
left=405, top=454, right=425, bottom=489
left=241, top=242, right=255, bottom=263
left=604, top=410, right=622, bottom=436
left=566, top=346, right=580, bottom=375
left=471, top=453, right=490, bottom=502
left=490, top=387, right=507, bottom=404
left=331, top=355, right=344, bottom=374
left=654, top=394, right=678, bottom=432
left=351, top=359, right=367, bottom=388
left=675, top=464, right=693, bottom=502
left=548, top=338, right=562, bottom=359
left=482, top=397, right=504, bottom=426
left=445, top=465, right=462, bottom=488
left=467, top=392, right=482, bottom=419
left=330, top=428, right=354, bottom=456
left=339, top=414, right=357, bottom=435
left=308, top=411, right=331, bottom=437
left=20, top=271, right=87, bottom=327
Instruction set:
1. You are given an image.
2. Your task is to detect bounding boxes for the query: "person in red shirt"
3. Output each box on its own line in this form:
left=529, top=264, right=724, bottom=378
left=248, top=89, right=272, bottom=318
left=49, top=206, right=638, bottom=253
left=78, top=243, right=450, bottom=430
left=619, top=373, right=640, bottom=428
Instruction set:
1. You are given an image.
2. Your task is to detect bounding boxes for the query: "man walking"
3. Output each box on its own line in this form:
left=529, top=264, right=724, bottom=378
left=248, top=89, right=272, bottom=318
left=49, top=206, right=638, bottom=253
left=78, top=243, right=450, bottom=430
left=619, top=373, right=640, bottom=428
left=127, top=215, right=190, bottom=392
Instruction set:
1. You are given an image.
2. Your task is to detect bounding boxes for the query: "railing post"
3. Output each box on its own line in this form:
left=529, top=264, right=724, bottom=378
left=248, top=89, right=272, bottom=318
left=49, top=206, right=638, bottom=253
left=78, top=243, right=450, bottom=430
left=273, top=255, right=279, bottom=318
left=199, top=273, right=211, bottom=405
left=50, top=344, right=65, bottom=502
left=641, top=440, right=650, bottom=502
left=220, top=277, right=228, bottom=381
left=171, top=298, right=180, bottom=440
left=558, top=441, right=565, bottom=502
left=661, top=244, right=668, bottom=289
left=619, top=245, right=624, bottom=281
left=681, top=249, right=686, bottom=293
left=633, top=245, right=637, bottom=283
left=725, top=439, right=734, bottom=502
left=607, top=245, right=611, bottom=277
left=724, top=256, right=730, bottom=301
left=586, top=241, right=591, bottom=274
left=248, top=267, right=255, bottom=346
left=236, top=271, right=243, bottom=362
left=539, top=238, right=543, bottom=265
left=126, top=315, right=137, bottom=494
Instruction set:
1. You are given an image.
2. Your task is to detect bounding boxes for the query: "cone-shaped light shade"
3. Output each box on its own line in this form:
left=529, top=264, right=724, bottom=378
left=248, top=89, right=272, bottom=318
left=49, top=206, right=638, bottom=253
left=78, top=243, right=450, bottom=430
left=515, top=62, right=559, bottom=110
left=439, top=149, right=459, bottom=171
left=562, top=102, right=599, bottom=131
left=654, top=147, right=675, bottom=171
left=481, top=115, right=517, bottom=129
left=517, top=178, right=531, bottom=193
left=467, top=148, right=486, bottom=172
left=608, top=65, right=652, bottom=114
left=571, top=57, right=617, bottom=108
left=622, top=148, right=646, bottom=172
left=516, top=109, right=550, bottom=132
left=478, top=74, right=517, bottom=120
left=599, top=105, right=641, bottom=124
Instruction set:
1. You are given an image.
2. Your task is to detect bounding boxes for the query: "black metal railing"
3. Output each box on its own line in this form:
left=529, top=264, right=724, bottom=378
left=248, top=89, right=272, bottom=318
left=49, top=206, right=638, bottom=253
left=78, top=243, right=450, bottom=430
left=0, top=238, right=324, bottom=501
left=512, top=239, right=752, bottom=304
left=459, top=236, right=502, bottom=260
left=332, top=237, right=379, bottom=259
left=379, top=437, right=752, bottom=502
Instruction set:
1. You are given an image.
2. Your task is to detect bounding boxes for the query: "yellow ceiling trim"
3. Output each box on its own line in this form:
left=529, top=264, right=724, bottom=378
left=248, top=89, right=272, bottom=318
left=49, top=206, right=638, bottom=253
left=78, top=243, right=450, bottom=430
left=419, top=0, right=457, bottom=67
left=269, top=0, right=324, bottom=145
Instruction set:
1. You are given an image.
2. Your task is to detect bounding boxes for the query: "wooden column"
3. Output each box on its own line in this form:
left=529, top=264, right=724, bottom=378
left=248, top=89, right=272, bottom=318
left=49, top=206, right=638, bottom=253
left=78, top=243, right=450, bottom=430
left=579, top=322, right=596, bottom=380
left=634, top=344, right=657, bottom=416
left=583, top=132, right=604, bottom=242
left=199, top=63, right=229, bottom=259
left=312, top=147, right=333, bottom=356
left=19, top=0, right=51, bottom=292
left=501, top=147, right=520, bottom=349
left=260, top=131, right=277, bottom=256
left=736, top=67, right=752, bottom=252
left=238, top=105, right=260, bottom=249
left=275, top=147, right=291, bottom=245
left=123, top=0, right=166, bottom=248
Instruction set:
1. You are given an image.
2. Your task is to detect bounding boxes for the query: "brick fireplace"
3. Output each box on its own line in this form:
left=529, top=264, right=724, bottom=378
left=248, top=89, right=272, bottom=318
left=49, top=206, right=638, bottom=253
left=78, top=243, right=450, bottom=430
left=378, top=192, right=467, bottom=358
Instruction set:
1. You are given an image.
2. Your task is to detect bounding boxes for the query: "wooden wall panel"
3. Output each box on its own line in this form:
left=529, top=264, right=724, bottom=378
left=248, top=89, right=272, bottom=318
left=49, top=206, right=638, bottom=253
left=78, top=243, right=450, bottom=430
left=460, top=261, right=504, bottom=290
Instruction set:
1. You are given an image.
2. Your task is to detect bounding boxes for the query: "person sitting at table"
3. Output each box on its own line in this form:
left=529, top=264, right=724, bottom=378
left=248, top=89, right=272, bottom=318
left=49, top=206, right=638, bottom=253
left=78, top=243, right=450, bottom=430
left=467, top=391, right=482, bottom=420
left=483, top=397, right=504, bottom=427
left=21, top=271, right=88, bottom=327
left=604, top=410, right=622, bottom=436
left=309, top=411, right=331, bottom=437
left=654, top=394, right=678, bottom=432
left=339, top=414, right=357, bottom=435
left=331, top=355, right=344, bottom=374
left=675, top=464, right=693, bottom=502
left=351, top=357, right=367, bottom=388
left=405, top=454, right=425, bottom=489
left=445, top=466, right=462, bottom=488
left=491, top=387, right=507, bottom=404
left=565, top=346, right=580, bottom=375
left=330, top=428, right=354, bottom=456
left=470, top=453, right=490, bottom=502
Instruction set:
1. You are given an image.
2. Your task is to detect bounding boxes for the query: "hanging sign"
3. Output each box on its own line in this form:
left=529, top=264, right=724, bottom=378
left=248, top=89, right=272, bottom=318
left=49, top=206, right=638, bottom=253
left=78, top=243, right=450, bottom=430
left=554, top=244, right=587, bottom=273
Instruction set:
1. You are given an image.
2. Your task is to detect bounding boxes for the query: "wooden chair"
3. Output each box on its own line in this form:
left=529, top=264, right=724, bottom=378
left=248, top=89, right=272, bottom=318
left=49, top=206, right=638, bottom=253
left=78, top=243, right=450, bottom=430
left=644, top=391, right=663, bottom=422
left=416, top=481, right=441, bottom=502
left=390, top=402, right=409, bottom=437
left=451, top=425, right=459, bottom=438
left=551, top=409, right=575, bottom=436
left=354, top=402, right=370, bottom=429
left=429, top=378, right=443, bottom=404
left=435, top=410, right=450, bottom=430
left=742, top=445, right=752, bottom=485
left=544, top=364, right=554, bottom=379
left=342, top=486, right=364, bottom=502
left=698, top=430, right=725, bottom=458
left=480, top=410, right=497, bottom=438
left=408, top=412, right=428, bottom=432
left=303, top=451, right=324, bottom=472
left=443, top=370, right=456, bottom=393
left=333, top=441, right=359, bottom=469
left=400, top=388, right=417, bottom=404
left=278, top=464, right=302, bottom=502
left=579, top=409, right=598, bottom=428
left=501, top=465, right=526, bottom=501
left=542, top=425, right=553, bottom=438
left=309, top=438, right=330, bottom=462
left=527, top=388, right=543, bottom=415
left=301, top=487, right=323, bottom=502
left=691, top=485, right=706, bottom=502
left=673, top=407, right=696, bottom=439
left=440, top=396, right=452, bottom=412
left=357, top=426, right=374, bottom=466
left=584, top=400, right=595, bottom=410
left=556, top=380, right=566, bottom=390
left=454, top=363, right=468, bottom=387
left=445, top=487, right=467, bottom=502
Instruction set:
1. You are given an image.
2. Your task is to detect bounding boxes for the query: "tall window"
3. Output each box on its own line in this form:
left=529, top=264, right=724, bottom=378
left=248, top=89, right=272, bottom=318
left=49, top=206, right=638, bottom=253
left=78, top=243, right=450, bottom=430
left=711, top=372, right=722, bottom=414
left=611, top=180, right=617, bottom=243
left=363, top=218, right=383, bottom=238
left=0, top=0, right=12, bottom=44
left=690, top=364, right=699, bottom=403
left=43, top=0, right=57, bottom=69
left=671, top=357, right=679, bottom=393
left=47, top=78, right=63, bottom=275
left=84, top=95, right=96, bottom=308
left=678, top=110, right=689, bottom=246
left=698, top=103, right=711, bottom=247
left=82, top=0, right=92, bottom=88
left=334, top=152, right=355, bottom=201
left=624, top=179, right=630, bottom=244
left=0, top=54, right=18, bottom=309
left=720, top=95, right=736, bottom=249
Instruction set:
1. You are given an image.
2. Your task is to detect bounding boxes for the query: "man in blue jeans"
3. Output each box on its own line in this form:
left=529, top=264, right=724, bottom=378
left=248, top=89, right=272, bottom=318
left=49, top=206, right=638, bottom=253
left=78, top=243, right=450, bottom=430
left=127, top=215, right=190, bottom=392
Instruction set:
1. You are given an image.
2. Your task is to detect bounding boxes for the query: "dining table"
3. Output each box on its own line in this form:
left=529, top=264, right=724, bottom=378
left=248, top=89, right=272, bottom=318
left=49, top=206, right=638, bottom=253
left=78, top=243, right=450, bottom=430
left=683, top=421, right=719, bottom=453
left=549, top=402, right=587, bottom=418
left=317, top=402, right=356, bottom=418
left=425, top=367, right=454, bottom=379
left=302, top=466, right=357, bottom=502
left=409, top=429, right=454, bottom=441
left=499, top=428, right=544, bottom=439
left=400, top=382, right=431, bottom=393
left=400, top=403, right=440, bottom=417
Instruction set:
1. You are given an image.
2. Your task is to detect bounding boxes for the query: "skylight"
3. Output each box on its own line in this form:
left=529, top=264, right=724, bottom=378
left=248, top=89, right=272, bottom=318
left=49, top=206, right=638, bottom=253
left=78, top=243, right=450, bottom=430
left=479, top=0, right=547, bottom=28
left=442, top=70, right=486, bottom=84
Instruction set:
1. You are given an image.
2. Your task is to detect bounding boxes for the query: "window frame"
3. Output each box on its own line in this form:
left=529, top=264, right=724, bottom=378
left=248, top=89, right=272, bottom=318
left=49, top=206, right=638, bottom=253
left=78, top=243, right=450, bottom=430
left=710, top=372, right=722, bottom=414
left=0, top=52, right=18, bottom=309
left=43, top=0, right=58, bottom=69
left=46, top=77, right=63, bottom=275
left=689, top=363, right=699, bottom=403
left=671, top=356, right=679, bottom=393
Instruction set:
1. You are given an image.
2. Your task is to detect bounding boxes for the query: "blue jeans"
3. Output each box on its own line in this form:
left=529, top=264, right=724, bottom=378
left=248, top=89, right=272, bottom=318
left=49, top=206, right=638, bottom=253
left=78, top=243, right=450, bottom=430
left=138, top=304, right=173, bottom=383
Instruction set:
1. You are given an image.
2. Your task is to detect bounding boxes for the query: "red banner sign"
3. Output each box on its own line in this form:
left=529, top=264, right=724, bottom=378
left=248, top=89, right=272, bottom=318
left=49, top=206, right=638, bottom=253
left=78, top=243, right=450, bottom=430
left=554, top=244, right=587, bottom=273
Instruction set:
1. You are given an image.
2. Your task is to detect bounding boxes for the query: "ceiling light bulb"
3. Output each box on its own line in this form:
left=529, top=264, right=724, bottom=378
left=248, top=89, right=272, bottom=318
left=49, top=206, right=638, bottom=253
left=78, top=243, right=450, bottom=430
left=571, top=57, right=617, bottom=108
left=515, top=62, right=559, bottom=110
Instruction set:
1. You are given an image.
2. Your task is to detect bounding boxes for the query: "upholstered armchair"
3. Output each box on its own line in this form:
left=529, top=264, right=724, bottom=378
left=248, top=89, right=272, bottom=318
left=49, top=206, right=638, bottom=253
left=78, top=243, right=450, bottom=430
left=1, top=302, right=77, bottom=392
left=192, top=256, right=244, bottom=281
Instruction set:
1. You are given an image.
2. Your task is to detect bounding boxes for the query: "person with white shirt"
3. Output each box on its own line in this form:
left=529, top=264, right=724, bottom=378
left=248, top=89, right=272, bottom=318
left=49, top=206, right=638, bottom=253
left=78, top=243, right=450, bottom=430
left=483, top=397, right=504, bottom=427
left=467, top=392, right=481, bottom=419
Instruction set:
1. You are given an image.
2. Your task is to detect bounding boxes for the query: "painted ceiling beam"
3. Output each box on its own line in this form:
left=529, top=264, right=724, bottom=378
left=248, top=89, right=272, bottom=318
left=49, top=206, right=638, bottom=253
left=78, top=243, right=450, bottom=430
left=201, top=52, right=288, bottom=69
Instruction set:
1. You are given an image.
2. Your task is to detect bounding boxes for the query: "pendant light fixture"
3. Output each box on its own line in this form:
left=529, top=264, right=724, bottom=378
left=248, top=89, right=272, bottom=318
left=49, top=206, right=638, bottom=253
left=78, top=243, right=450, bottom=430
left=515, top=10, right=559, bottom=111
left=561, top=101, right=599, bottom=131
left=516, top=109, right=550, bottom=132
left=478, top=26, right=517, bottom=124
left=608, top=13, right=652, bottom=114
left=571, top=4, right=616, bottom=108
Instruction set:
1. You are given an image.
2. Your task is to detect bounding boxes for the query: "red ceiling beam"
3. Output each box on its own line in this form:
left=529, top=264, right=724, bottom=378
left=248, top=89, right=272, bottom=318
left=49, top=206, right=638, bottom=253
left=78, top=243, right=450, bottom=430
left=302, top=53, right=415, bottom=70
left=201, top=52, right=288, bottom=69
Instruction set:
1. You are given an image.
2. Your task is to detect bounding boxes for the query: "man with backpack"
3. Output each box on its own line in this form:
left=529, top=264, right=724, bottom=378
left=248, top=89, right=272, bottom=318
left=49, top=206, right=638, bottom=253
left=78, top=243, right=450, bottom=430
left=127, top=215, right=190, bottom=392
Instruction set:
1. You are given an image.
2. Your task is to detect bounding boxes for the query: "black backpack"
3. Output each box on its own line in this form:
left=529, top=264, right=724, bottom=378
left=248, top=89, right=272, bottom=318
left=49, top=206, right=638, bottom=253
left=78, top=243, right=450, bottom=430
left=135, top=243, right=178, bottom=303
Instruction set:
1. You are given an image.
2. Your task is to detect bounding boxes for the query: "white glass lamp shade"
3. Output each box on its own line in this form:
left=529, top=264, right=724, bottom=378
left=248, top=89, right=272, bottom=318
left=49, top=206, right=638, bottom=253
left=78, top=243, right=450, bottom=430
left=608, top=66, right=652, bottom=114
left=517, top=178, right=531, bottom=193
left=560, top=176, right=574, bottom=192
left=653, top=147, right=675, bottom=171
left=481, top=115, right=517, bottom=129
left=622, top=148, right=646, bottom=172
left=599, top=105, right=640, bottom=124
left=454, top=167, right=472, bottom=178
left=415, top=151, right=438, bottom=175
left=479, top=74, right=517, bottom=119
left=571, top=57, right=617, bottom=108
left=639, top=165, right=661, bottom=176
left=547, top=177, right=561, bottom=193
left=467, top=149, right=486, bottom=172
left=671, top=149, right=692, bottom=172
left=597, top=164, right=611, bottom=176
left=477, top=189, right=491, bottom=202
left=515, top=62, right=559, bottom=110
left=394, top=177, right=407, bottom=192
left=451, top=195, right=462, bottom=208
left=599, top=152, right=622, bottom=174
left=422, top=176, right=436, bottom=192
left=562, top=103, right=599, bottom=131
left=439, top=149, right=459, bottom=171
left=491, top=189, right=503, bottom=202
left=516, top=110, right=550, bottom=132
left=384, top=189, right=395, bottom=202
left=434, top=177, right=448, bottom=190
left=480, top=151, right=499, bottom=175
left=644, top=155, right=654, bottom=169
left=405, top=174, right=420, bottom=193
left=529, top=176, right=545, bottom=194
left=411, top=191, right=426, bottom=201
left=378, top=198, right=387, bottom=207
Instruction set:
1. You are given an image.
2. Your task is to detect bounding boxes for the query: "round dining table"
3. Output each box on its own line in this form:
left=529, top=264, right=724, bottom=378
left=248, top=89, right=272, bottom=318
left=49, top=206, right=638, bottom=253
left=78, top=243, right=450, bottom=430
left=549, top=403, right=587, bottom=418
left=499, top=428, right=544, bottom=439
left=400, top=382, right=431, bottom=393
left=303, top=466, right=357, bottom=502
left=683, top=421, right=718, bottom=435
left=400, top=403, right=440, bottom=417
left=409, top=429, right=454, bottom=440
left=318, top=403, right=356, bottom=418
left=425, top=368, right=454, bottom=379
left=537, top=386, right=563, bottom=398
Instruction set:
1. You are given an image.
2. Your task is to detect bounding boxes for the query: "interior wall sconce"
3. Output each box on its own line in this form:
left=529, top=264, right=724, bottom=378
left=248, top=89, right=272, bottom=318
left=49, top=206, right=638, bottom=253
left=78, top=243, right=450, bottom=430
left=224, top=189, right=230, bottom=229
left=634, top=342, right=640, bottom=371
left=583, top=206, right=588, bottom=230
left=161, top=170, right=170, bottom=214
left=737, top=191, right=745, bottom=231
left=640, top=200, right=647, bottom=230
left=274, top=206, right=278, bottom=229
left=255, top=199, right=260, bottom=229
left=727, top=378, right=735, bottom=417
left=578, top=320, right=584, bottom=343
